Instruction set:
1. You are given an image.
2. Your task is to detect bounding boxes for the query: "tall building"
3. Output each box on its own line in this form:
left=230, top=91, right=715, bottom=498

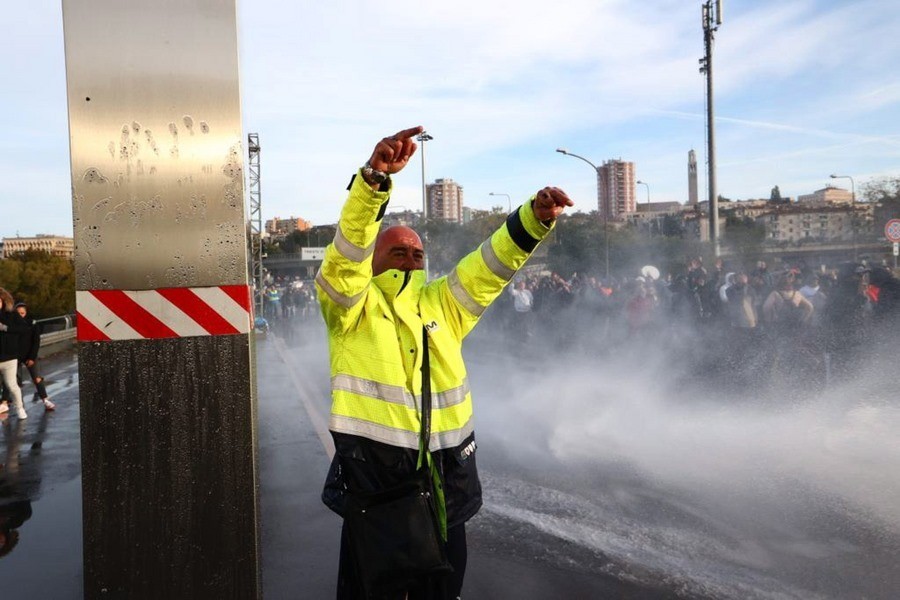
left=426, top=178, right=464, bottom=223
left=2, top=234, right=75, bottom=259
left=265, top=216, right=311, bottom=237
left=688, top=149, right=698, bottom=205
left=598, top=160, right=635, bottom=219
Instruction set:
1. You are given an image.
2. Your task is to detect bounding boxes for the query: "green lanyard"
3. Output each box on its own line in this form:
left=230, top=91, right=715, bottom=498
left=419, top=327, right=447, bottom=541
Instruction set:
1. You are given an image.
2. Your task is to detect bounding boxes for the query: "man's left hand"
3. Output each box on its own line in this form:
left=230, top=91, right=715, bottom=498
left=532, top=187, right=574, bottom=222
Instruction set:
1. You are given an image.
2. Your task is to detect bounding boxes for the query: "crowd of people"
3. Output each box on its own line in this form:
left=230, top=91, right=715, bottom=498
left=483, top=257, right=900, bottom=390
left=0, top=287, right=55, bottom=421
left=261, top=280, right=318, bottom=321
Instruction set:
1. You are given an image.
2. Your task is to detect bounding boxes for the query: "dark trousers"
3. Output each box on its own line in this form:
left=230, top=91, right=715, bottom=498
left=23, top=362, right=48, bottom=400
left=337, top=522, right=467, bottom=600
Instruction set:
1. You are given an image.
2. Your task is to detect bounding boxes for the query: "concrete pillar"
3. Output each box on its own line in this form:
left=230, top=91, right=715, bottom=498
left=62, top=1, right=260, bottom=597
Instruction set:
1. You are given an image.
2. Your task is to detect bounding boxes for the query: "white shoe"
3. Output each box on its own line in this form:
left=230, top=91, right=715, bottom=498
left=16, top=407, right=27, bottom=419
left=0, top=403, right=8, bottom=415
left=43, top=398, right=56, bottom=411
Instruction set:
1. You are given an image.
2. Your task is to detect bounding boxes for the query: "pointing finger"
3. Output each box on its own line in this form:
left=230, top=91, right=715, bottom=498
left=390, top=125, right=425, bottom=141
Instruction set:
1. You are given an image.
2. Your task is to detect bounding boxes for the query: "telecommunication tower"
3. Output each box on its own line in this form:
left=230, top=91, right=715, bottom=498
left=700, top=0, right=723, bottom=255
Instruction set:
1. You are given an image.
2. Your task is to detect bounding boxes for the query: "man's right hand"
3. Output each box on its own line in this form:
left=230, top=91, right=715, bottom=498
left=365, top=126, right=425, bottom=180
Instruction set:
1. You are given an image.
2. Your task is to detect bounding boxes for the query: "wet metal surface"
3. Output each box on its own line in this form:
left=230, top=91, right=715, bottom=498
left=79, top=337, right=258, bottom=598
left=62, top=0, right=248, bottom=291
left=62, top=1, right=259, bottom=597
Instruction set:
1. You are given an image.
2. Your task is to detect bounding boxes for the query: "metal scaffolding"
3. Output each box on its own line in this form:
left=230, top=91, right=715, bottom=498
left=248, top=132, right=264, bottom=315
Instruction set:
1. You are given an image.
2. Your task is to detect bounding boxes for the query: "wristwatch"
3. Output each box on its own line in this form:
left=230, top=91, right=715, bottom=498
left=361, top=161, right=389, bottom=185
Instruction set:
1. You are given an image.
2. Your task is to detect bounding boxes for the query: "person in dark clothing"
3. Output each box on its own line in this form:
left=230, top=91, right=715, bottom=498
left=868, top=266, right=900, bottom=340
left=821, top=264, right=870, bottom=381
left=10, top=303, right=55, bottom=411
left=0, top=288, right=30, bottom=420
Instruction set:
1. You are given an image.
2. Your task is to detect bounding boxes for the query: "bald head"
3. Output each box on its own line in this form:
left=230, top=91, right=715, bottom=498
left=372, top=226, right=425, bottom=275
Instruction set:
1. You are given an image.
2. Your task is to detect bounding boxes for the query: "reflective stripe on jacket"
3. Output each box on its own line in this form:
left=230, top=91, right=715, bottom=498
left=316, top=170, right=552, bottom=523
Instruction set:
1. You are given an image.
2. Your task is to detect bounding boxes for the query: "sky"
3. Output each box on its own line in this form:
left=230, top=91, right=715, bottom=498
left=2, top=0, right=900, bottom=240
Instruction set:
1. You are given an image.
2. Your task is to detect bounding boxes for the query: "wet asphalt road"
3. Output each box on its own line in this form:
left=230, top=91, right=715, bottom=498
left=0, top=325, right=674, bottom=599
left=9, top=316, right=895, bottom=599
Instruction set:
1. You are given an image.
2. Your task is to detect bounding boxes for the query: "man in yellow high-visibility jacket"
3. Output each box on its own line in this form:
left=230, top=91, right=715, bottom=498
left=317, top=126, right=573, bottom=599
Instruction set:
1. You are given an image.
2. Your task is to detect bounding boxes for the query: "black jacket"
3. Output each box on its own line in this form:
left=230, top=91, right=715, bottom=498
left=323, top=431, right=483, bottom=529
left=15, top=315, right=41, bottom=362
left=0, top=311, right=29, bottom=362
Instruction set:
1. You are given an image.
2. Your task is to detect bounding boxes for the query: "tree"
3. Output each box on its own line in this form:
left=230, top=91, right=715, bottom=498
left=724, top=215, right=766, bottom=260
left=863, top=177, right=900, bottom=237
left=770, top=185, right=783, bottom=203
left=661, top=214, right=685, bottom=238
left=0, top=250, right=75, bottom=318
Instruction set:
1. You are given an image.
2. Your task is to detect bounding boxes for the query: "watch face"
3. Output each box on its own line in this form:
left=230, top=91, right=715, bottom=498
left=364, top=165, right=387, bottom=183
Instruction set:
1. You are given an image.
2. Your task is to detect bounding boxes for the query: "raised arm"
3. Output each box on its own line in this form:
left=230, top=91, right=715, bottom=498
left=433, top=186, right=573, bottom=339
left=315, top=127, right=423, bottom=332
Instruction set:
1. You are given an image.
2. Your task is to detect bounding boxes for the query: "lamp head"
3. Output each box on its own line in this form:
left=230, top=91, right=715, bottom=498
left=556, top=148, right=568, bottom=155
left=829, top=174, right=837, bottom=178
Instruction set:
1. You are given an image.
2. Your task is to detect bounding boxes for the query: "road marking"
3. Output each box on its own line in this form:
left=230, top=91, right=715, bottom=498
left=270, top=334, right=335, bottom=458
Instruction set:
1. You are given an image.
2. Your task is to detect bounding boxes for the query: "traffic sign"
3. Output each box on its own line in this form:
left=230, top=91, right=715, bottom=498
left=886, top=219, right=900, bottom=242
left=894, top=242, right=899, bottom=257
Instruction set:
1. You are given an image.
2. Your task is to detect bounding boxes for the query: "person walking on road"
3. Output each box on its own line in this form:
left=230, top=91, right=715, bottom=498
left=317, top=126, right=573, bottom=599
left=0, top=288, right=30, bottom=420
left=13, top=302, right=55, bottom=411
left=508, top=279, right=535, bottom=341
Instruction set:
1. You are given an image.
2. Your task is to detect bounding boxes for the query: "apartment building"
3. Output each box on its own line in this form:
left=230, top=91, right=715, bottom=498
left=2, top=234, right=75, bottom=259
left=426, top=178, right=464, bottom=223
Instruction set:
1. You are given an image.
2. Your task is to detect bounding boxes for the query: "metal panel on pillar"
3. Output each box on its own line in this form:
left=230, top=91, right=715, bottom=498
left=62, top=1, right=260, bottom=597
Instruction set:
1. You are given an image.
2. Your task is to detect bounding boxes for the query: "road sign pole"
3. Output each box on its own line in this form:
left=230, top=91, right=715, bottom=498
left=885, top=220, right=900, bottom=272
left=63, top=1, right=260, bottom=597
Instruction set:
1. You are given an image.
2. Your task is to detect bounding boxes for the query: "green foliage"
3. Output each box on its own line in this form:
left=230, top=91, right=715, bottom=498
left=545, top=213, right=604, bottom=277
left=770, top=185, right=783, bottom=203
left=0, top=250, right=75, bottom=318
left=417, top=209, right=714, bottom=281
left=266, top=225, right=337, bottom=255
left=724, top=215, right=766, bottom=260
left=863, top=177, right=900, bottom=235
left=537, top=212, right=703, bottom=279
left=863, top=177, right=900, bottom=205
left=419, top=217, right=492, bottom=276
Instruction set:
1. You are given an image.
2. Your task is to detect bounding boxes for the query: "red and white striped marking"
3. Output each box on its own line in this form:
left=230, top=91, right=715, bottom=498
left=76, top=285, right=251, bottom=341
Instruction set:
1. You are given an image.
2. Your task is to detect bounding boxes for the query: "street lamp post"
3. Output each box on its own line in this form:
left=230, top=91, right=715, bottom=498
left=556, top=147, right=609, bottom=279
left=829, top=173, right=855, bottom=203
left=636, top=180, right=651, bottom=238
left=489, top=192, right=511, bottom=212
left=636, top=180, right=650, bottom=204
left=417, top=132, right=434, bottom=220
left=417, top=131, right=433, bottom=277
left=831, top=173, right=858, bottom=261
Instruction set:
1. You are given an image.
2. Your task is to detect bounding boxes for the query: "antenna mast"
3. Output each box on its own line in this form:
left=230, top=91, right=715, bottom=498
left=700, top=0, right=723, bottom=256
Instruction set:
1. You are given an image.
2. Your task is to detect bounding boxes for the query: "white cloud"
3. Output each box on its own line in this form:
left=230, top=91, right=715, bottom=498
left=2, top=0, right=900, bottom=236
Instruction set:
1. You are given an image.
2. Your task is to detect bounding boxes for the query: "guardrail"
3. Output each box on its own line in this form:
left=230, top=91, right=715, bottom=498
left=36, top=314, right=77, bottom=357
